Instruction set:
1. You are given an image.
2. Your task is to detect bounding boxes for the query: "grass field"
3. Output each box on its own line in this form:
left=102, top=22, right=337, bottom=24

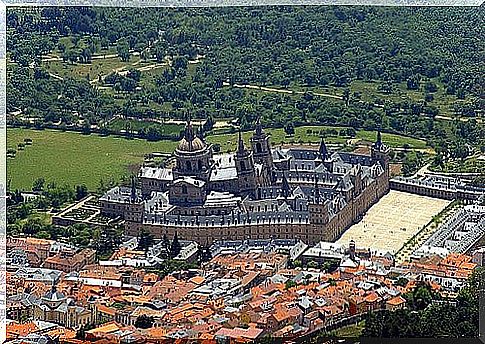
left=7, top=128, right=178, bottom=191
left=45, top=55, right=143, bottom=81
left=7, top=125, right=427, bottom=192
left=207, top=125, right=427, bottom=152
left=18, top=211, right=52, bottom=227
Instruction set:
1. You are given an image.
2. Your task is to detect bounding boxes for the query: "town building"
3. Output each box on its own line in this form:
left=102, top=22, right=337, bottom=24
left=7, top=284, right=92, bottom=329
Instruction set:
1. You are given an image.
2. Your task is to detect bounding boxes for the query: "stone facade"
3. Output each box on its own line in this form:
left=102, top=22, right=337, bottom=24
left=101, top=120, right=391, bottom=245
left=390, top=174, right=485, bottom=201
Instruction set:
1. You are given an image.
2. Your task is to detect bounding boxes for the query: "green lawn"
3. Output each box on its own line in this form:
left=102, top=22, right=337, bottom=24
left=45, top=55, right=142, bottom=81
left=351, top=79, right=463, bottom=117
left=207, top=125, right=427, bottom=152
left=7, top=128, right=178, bottom=191
left=7, top=125, right=427, bottom=192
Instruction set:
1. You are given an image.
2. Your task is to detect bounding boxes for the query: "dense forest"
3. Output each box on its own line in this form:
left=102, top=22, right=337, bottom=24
left=6, top=6, right=485, bottom=157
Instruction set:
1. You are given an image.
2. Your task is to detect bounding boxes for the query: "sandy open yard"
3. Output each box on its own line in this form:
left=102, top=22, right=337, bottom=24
left=336, top=190, right=451, bottom=254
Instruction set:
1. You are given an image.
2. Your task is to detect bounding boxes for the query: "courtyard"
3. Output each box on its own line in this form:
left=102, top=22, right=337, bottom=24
left=336, top=190, right=451, bottom=254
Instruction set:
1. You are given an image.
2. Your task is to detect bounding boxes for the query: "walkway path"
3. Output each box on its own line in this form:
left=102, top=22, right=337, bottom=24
left=222, top=82, right=344, bottom=100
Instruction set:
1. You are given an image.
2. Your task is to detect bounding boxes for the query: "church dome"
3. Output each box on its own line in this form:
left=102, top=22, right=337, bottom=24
left=176, top=120, right=207, bottom=153
left=177, top=136, right=206, bottom=152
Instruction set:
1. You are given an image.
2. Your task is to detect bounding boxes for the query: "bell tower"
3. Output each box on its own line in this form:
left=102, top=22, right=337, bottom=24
left=235, top=129, right=257, bottom=198
left=371, top=129, right=390, bottom=179
left=250, top=116, right=274, bottom=185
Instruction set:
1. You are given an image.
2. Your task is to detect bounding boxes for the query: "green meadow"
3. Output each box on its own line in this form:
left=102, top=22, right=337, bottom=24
left=7, top=126, right=427, bottom=192
left=207, top=126, right=427, bottom=153
left=7, top=128, right=178, bottom=191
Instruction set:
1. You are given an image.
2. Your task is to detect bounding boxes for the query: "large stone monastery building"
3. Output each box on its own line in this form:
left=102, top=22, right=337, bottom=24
left=100, top=119, right=391, bottom=245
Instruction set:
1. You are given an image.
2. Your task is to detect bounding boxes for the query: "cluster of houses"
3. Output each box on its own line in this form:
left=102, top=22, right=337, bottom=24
left=6, top=235, right=481, bottom=343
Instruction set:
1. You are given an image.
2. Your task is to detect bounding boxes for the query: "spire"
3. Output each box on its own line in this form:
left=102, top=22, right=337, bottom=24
left=318, top=137, right=328, bottom=160
left=130, top=175, right=137, bottom=202
left=374, top=128, right=382, bottom=150
left=281, top=172, right=291, bottom=198
left=184, top=113, right=195, bottom=142
left=197, top=123, right=205, bottom=142
left=255, top=115, right=263, bottom=136
left=237, top=128, right=245, bottom=154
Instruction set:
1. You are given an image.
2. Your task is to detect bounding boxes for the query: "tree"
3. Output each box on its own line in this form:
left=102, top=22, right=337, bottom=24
left=285, top=280, right=296, bottom=290
left=343, top=88, right=351, bottom=106
left=170, top=232, right=181, bottom=258
left=146, top=126, right=161, bottom=141
left=134, top=314, right=154, bottom=329
left=32, top=177, right=45, bottom=192
left=127, top=68, right=141, bottom=82
left=116, top=38, right=130, bottom=62
left=457, top=88, right=466, bottom=99
left=424, top=93, right=434, bottom=102
left=11, top=189, right=24, bottom=204
left=22, top=217, right=45, bottom=235
left=138, top=228, right=154, bottom=252
left=75, top=184, right=88, bottom=200
left=162, top=234, right=170, bottom=251
left=307, top=260, right=318, bottom=269
left=82, top=121, right=91, bottom=135
left=173, top=56, right=188, bottom=71
left=80, top=48, right=92, bottom=64
left=76, top=325, right=86, bottom=339
left=284, top=122, right=295, bottom=136
left=405, top=283, right=435, bottom=311
left=141, top=49, right=150, bottom=61
left=424, top=82, right=438, bottom=93
left=406, top=75, right=420, bottom=90
left=395, top=277, right=409, bottom=288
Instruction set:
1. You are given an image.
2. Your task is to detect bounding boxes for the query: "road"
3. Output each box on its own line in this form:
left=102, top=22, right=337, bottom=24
left=222, top=82, right=344, bottom=100
left=41, top=51, right=140, bottom=62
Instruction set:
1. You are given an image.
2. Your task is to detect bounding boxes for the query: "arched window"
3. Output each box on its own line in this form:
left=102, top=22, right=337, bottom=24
left=182, top=185, right=188, bottom=194
left=240, top=160, right=246, bottom=171
left=186, top=160, right=192, bottom=171
left=256, top=142, right=262, bottom=153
